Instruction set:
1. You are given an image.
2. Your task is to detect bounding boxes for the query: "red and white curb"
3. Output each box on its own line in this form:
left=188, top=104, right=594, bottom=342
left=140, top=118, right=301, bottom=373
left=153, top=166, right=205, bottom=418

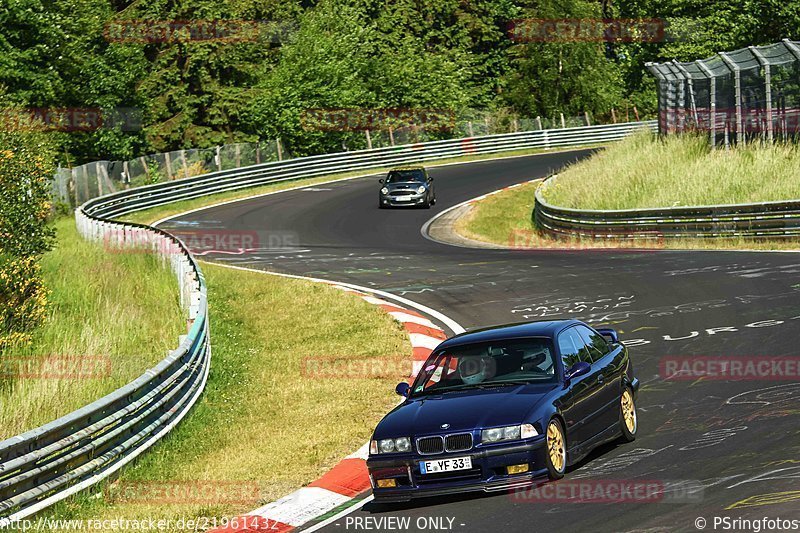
left=209, top=282, right=454, bottom=533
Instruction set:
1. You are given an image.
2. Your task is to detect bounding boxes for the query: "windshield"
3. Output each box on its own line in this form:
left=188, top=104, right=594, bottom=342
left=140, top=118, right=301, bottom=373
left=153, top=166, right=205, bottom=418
left=410, top=338, right=557, bottom=397
left=386, top=169, right=426, bottom=183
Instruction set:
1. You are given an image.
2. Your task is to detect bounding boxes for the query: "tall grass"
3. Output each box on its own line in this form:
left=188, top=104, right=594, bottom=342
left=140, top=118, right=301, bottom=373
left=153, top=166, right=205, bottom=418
left=47, top=263, right=411, bottom=522
left=0, top=218, right=183, bottom=437
left=542, top=131, right=800, bottom=210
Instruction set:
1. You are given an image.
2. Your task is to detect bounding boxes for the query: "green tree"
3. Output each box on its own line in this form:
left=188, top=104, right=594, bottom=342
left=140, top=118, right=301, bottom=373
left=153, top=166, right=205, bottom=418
left=500, top=0, right=625, bottom=120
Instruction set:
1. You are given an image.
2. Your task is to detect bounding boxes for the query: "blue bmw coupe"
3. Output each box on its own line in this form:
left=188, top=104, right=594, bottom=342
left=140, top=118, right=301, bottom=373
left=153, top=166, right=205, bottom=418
left=367, top=319, right=639, bottom=501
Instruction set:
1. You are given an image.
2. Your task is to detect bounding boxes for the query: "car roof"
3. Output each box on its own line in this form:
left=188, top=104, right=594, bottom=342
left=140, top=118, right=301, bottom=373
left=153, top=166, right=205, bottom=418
left=437, top=319, right=581, bottom=350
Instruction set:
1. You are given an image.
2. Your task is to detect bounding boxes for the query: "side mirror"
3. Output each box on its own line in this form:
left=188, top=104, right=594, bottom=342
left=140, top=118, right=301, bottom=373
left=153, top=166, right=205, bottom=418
left=428, top=176, right=434, bottom=182
left=378, top=178, right=384, bottom=184
left=395, top=382, right=410, bottom=397
left=564, top=361, right=591, bottom=382
left=596, top=328, right=619, bottom=343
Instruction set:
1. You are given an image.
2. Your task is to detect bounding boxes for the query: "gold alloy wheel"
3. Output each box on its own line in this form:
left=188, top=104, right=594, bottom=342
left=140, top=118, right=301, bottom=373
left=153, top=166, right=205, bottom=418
left=622, top=389, right=637, bottom=434
left=547, top=421, right=565, bottom=472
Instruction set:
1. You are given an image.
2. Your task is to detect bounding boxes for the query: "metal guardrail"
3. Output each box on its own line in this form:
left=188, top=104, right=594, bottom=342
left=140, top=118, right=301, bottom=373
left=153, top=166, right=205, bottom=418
left=0, top=120, right=650, bottom=525
left=85, top=121, right=655, bottom=220
left=535, top=175, right=800, bottom=239
left=0, top=211, right=209, bottom=525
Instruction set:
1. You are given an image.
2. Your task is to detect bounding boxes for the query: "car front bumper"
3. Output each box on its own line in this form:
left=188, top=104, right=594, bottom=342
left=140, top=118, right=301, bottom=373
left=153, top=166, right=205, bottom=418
left=380, top=193, right=427, bottom=206
left=367, top=437, right=548, bottom=501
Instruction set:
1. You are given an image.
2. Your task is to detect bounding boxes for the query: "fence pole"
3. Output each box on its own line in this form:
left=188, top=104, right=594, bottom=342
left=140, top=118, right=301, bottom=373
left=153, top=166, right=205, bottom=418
left=256, top=144, right=261, bottom=164
left=180, top=149, right=189, bottom=177
left=719, top=52, right=743, bottom=145
left=673, top=60, right=698, bottom=126
left=750, top=46, right=773, bottom=142
left=389, top=126, right=395, bottom=146
left=235, top=144, right=241, bottom=167
left=560, top=113, right=566, bottom=128
left=467, top=121, right=474, bottom=137
left=164, top=151, right=174, bottom=180
left=696, top=59, right=717, bottom=148
left=584, top=111, right=591, bottom=126
left=365, top=129, right=372, bottom=150
left=276, top=138, right=283, bottom=160
left=611, top=109, right=617, bottom=123
left=535, top=116, right=542, bottom=130
left=215, top=146, right=222, bottom=170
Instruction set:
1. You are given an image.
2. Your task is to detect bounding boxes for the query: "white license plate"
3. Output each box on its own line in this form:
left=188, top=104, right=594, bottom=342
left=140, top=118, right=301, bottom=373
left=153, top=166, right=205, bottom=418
left=393, top=195, right=412, bottom=201
left=420, top=456, right=472, bottom=474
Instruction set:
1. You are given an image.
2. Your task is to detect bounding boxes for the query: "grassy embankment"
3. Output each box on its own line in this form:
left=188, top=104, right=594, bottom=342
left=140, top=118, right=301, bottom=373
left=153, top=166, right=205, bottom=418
left=457, top=132, right=800, bottom=250
left=0, top=217, right=183, bottom=438
left=31, top=215, right=409, bottom=524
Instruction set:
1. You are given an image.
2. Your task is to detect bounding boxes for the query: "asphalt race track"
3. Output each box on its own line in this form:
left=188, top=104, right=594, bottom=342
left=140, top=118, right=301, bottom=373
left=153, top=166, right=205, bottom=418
left=160, top=150, right=800, bottom=532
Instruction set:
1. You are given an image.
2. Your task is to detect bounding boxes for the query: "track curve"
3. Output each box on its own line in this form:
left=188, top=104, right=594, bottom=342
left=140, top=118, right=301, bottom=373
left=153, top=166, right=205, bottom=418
left=159, top=150, right=800, bottom=532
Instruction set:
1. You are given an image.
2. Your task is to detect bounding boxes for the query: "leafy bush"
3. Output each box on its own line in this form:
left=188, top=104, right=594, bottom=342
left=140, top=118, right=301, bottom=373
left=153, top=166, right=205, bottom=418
left=0, top=130, right=55, bottom=348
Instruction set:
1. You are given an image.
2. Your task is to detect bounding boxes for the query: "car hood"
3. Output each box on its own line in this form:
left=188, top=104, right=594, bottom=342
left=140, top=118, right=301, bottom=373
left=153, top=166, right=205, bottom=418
left=374, top=383, right=558, bottom=439
left=385, top=181, right=425, bottom=190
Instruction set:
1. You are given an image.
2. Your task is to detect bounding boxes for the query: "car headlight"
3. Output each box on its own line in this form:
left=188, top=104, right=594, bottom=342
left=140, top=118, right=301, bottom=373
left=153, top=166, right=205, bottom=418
left=416, top=185, right=426, bottom=194
left=370, top=437, right=412, bottom=454
left=380, top=187, right=389, bottom=195
left=482, top=424, right=538, bottom=443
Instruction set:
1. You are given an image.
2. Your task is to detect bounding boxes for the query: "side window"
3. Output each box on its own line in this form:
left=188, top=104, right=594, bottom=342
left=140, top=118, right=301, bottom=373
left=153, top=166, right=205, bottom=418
left=558, top=328, right=588, bottom=369
left=576, top=326, right=609, bottom=363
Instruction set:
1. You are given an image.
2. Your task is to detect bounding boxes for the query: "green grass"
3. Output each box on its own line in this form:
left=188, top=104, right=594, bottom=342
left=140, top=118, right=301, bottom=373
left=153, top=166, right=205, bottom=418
left=0, top=218, right=183, bottom=438
left=455, top=181, right=543, bottom=246
left=45, top=262, right=411, bottom=523
left=542, top=131, right=800, bottom=210
left=122, top=145, right=597, bottom=226
left=457, top=134, right=800, bottom=251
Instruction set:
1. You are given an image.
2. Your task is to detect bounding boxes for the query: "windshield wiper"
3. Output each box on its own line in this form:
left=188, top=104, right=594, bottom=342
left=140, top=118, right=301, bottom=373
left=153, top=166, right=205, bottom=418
left=414, top=380, right=532, bottom=396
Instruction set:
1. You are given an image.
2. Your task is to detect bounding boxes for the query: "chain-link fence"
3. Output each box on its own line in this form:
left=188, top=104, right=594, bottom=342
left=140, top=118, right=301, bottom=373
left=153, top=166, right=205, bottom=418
left=53, top=140, right=286, bottom=208
left=647, top=39, right=800, bottom=147
left=53, top=109, right=641, bottom=208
